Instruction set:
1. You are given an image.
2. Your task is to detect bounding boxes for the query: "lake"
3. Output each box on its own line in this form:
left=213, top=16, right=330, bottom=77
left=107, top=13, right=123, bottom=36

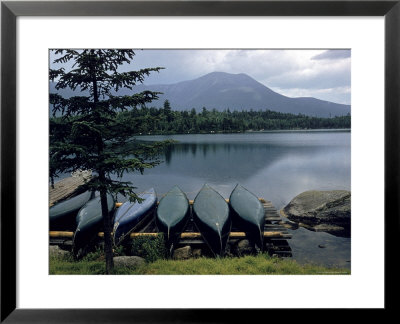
left=128, top=130, right=350, bottom=208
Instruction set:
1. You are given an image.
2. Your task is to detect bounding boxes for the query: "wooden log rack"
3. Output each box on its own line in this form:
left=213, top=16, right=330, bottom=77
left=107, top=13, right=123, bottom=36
left=50, top=197, right=292, bottom=257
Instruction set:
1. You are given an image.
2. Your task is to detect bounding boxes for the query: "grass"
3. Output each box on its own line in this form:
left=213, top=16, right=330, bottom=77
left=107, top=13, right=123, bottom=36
left=49, top=251, right=350, bottom=275
left=50, top=236, right=350, bottom=275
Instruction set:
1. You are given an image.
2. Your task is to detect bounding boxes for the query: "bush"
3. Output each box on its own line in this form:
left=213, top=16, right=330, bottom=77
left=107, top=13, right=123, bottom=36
left=113, top=245, right=126, bottom=257
left=130, top=234, right=167, bottom=262
left=82, top=246, right=105, bottom=262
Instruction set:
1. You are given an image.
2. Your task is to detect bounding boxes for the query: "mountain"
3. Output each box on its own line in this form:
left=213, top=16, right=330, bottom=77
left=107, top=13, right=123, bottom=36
left=50, top=72, right=350, bottom=117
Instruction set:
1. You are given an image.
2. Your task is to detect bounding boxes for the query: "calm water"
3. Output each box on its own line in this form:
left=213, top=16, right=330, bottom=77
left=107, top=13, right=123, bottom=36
left=128, top=131, right=350, bottom=208
left=56, top=130, right=351, bottom=269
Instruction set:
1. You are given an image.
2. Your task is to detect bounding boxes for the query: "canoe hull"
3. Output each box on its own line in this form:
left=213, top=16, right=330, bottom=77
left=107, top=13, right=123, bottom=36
left=73, top=193, right=115, bottom=257
left=156, top=186, right=190, bottom=252
left=113, top=188, right=157, bottom=246
left=229, top=184, right=265, bottom=250
left=193, top=184, right=231, bottom=257
left=49, top=190, right=93, bottom=231
left=193, top=214, right=231, bottom=257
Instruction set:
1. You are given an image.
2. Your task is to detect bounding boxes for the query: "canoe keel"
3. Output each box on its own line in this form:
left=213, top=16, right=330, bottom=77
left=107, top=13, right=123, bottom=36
left=156, top=186, right=190, bottom=256
left=193, top=184, right=232, bottom=257
left=229, top=184, right=266, bottom=251
left=194, top=218, right=231, bottom=257
left=231, top=213, right=264, bottom=251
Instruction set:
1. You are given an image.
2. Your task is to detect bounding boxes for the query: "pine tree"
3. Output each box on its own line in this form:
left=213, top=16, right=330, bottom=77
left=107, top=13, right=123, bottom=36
left=49, top=49, right=166, bottom=273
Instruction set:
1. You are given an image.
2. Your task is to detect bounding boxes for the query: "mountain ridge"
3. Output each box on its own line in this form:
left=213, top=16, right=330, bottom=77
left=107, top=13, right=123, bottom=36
left=50, top=71, right=350, bottom=117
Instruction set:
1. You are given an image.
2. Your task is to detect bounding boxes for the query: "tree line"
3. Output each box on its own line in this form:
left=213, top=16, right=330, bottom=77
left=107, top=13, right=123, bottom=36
left=112, top=100, right=351, bottom=135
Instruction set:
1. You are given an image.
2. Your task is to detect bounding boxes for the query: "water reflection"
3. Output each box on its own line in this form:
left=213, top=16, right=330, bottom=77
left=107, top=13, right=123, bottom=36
left=131, top=132, right=350, bottom=209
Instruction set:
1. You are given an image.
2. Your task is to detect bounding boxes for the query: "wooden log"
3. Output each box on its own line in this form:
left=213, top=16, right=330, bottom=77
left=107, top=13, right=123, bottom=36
left=49, top=231, right=74, bottom=238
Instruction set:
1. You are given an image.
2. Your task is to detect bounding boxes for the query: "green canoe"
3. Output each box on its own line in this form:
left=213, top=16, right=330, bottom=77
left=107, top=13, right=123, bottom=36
left=193, top=184, right=231, bottom=257
left=156, top=186, right=190, bottom=254
left=72, top=193, right=115, bottom=257
left=229, top=184, right=265, bottom=250
left=49, top=190, right=94, bottom=231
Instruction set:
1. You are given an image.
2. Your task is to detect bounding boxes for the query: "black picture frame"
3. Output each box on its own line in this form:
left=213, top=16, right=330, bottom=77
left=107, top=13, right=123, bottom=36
left=1, top=0, right=398, bottom=322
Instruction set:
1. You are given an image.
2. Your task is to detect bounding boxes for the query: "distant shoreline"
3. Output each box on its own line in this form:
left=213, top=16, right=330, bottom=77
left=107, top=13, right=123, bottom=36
left=133, top=128, right=351, bottom=137
left=245, top=128, right=351, bottom=133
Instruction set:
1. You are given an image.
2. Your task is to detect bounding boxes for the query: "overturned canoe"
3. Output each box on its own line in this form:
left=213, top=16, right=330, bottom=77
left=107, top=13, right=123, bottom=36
left=193, top=184, right=231, bottom=257
left=49, top=190, right=93, bottom=230
left=229, top=184, right=265, bottom=250
left=156, top=186, right=190, bottom=253
left=73, top=193, right=115, bottom=257
left=113, top=188, right=157, bottom=246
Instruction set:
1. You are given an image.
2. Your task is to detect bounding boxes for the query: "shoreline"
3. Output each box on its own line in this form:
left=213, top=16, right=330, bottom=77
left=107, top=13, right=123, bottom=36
left=133, top=128, right=351, bottom=137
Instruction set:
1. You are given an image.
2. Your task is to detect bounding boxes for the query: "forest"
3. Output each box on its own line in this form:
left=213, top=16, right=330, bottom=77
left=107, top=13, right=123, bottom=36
left=50, top=100, right=351, bottom=136
left=111, top=100, right=351, bottom=135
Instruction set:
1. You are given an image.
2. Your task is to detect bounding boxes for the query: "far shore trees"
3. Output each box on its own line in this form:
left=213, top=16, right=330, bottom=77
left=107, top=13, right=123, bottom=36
left=49, top=49, right=168, bottom=273
left=113, top=106, right=351, bottom=135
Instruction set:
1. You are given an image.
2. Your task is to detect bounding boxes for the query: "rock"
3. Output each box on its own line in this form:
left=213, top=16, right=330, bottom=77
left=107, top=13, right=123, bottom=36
left=49, top=245, right=71, bottom=258
left=113, top=256, right=145, bottom=269
left=279, top=219, right=299, bottom=230
left=314, top=224, right=348, bottom=237
left=282, top=190, right=351, bottom=237
left=192, top=248, right=202, bottom=258
left=234, top=239, right=255, bottom=256
left=173, top=246, right=193, bottom=260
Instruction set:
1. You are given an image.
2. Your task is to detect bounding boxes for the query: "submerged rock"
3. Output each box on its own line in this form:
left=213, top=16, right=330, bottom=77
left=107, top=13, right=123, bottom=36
left=282, top=190, right=351, bottom=237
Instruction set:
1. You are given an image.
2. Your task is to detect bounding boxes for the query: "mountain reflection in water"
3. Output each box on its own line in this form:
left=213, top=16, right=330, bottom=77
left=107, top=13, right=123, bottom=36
left=131, top=132, right=350, bottom=207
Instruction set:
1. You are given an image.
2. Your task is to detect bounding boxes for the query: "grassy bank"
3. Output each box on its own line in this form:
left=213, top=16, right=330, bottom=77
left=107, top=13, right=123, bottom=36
left=49, top=252, right=350, bottom=275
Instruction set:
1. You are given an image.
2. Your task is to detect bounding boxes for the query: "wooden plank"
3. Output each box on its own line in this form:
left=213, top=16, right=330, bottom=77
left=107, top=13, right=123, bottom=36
left=178, top=239, right=205, bottom=245
left=49, top=171, right=92, bottom=207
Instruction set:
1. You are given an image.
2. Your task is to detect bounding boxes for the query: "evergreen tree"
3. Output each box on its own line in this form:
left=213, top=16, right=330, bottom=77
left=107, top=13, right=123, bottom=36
left=49, top=49, right=165, bottom=273
left=163, top=99, right=173, bottom=123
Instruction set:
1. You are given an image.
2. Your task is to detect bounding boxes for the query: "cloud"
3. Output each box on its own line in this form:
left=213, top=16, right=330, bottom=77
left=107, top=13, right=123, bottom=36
left=270, top=86, right=351, bottom=105
left=50, top=49, right=351, bottom=105
left=263, top=57, right=351, bottom=90
left=311, top=50, right=351, bottom=60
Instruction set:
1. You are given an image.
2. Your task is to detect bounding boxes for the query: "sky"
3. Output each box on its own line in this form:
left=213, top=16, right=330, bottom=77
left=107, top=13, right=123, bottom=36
left=50, top=49, right=351, bottom=105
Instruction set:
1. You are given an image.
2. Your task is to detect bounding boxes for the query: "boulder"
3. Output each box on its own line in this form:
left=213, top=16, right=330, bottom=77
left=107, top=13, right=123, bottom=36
left=282, top=190, right=351, bottom=237
left=231, top=239, right=255, bottom=256
left=49, top=245, right=71, bottom=259
left=173, top=246, right=193, bottom=260
left=113, top=256, right=145, bottom=269
left=192, top=248, right=203, bottom=258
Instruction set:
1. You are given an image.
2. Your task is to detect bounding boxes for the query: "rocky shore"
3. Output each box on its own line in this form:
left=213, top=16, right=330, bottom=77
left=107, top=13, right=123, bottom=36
left=281, top=190, right=351, bottom=238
